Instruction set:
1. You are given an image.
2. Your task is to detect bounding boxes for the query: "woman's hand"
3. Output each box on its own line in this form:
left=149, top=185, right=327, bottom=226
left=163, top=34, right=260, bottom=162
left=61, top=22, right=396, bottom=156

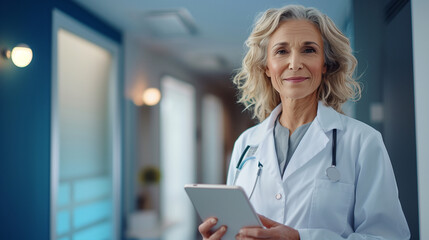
left=198, top=217, right=228, bottom=240
left=236, top=215, right=300, bottom=240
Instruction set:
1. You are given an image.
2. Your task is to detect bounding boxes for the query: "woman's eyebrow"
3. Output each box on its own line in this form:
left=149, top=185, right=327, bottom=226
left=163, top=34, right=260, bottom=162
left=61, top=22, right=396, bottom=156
left=271, top=42, right=289, bottom=49
left=303, top=41, right=321, bottom=48
left=272, top=41, right=321, bottom=49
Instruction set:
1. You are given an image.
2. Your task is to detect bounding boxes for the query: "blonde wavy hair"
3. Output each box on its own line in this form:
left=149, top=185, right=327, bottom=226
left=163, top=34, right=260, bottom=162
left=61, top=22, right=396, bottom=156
left=233, top=5, right=361, bottom=122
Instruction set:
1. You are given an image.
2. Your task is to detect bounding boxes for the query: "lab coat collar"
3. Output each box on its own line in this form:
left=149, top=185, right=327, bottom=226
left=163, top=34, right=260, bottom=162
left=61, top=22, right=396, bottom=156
left=315, top=101, right=344, bottom=132
left=251, top=101, right=344, bottom=181
left=256, top=101, right=343, bottom=138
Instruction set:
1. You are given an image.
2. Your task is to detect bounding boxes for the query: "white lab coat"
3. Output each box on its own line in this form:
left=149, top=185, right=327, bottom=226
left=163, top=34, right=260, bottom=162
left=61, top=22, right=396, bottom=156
left=227, top=101, right=410, bottom=240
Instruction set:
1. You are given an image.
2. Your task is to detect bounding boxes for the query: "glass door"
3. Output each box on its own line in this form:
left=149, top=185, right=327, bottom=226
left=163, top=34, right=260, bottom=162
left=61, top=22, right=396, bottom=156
left=51, top=9, right=121, bottom=240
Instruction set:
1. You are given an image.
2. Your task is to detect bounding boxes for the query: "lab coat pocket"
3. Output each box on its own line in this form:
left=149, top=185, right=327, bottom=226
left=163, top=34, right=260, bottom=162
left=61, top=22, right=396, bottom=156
left=309, top=179, right=354, bottom=235
left=234, top=160, right=259, bottom=199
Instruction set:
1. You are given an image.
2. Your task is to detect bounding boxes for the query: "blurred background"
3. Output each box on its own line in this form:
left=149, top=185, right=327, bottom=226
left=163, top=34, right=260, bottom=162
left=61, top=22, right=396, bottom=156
left=0, top=0, right=428, bottom=240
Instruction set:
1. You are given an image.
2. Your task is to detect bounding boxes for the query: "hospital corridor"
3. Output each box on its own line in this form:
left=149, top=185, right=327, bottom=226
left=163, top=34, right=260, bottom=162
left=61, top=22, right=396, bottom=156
left=0, top=0, right=428, bottom=239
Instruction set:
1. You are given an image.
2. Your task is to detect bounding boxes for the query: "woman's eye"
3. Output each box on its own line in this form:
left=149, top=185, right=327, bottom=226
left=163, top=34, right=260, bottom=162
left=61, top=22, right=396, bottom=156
left=303, top=48, right=316, bottom=53
left=276, top=49, right=287, bottom=55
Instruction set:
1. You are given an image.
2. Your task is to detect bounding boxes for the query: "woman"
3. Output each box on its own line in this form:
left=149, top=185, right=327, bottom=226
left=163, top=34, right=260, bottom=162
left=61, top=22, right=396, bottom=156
left=199, top=5, right=410, bottom=240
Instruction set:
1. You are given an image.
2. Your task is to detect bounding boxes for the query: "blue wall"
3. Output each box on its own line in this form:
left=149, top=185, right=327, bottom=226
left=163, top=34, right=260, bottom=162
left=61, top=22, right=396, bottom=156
left=353, top=0, right=419, bottom=238
left=383, top=3, right=419, bottom=239
left=0, top=1, right=121, bottom=239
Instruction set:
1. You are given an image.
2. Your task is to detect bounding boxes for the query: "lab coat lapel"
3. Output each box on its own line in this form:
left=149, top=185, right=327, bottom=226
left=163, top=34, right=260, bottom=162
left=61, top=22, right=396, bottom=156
left=282, top=102, right=342, bottom=181
left=282, top=121, right=329, bottom=181
left=256, top=129, right=283, bottom=182
left=252, top=105, right=283, bottom=183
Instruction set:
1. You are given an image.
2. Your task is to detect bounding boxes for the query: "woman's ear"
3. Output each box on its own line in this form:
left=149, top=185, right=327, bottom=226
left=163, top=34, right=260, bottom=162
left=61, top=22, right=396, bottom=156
left=265, top=66, right=271, bottom=78
left=323, top=63, right=327, bottom=74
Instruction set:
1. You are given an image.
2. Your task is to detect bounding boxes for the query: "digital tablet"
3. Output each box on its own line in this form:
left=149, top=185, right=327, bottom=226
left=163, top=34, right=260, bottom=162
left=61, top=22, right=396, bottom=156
left=184, top=184, right=262, bottom=240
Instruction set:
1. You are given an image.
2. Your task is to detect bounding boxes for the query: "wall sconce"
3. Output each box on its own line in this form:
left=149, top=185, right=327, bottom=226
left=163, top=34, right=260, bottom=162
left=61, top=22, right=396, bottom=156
left=1, top=44, right=33, bottom=68
left=142, top=88, right=161, bottom=106
left=132, top=88, right=162, bottom=107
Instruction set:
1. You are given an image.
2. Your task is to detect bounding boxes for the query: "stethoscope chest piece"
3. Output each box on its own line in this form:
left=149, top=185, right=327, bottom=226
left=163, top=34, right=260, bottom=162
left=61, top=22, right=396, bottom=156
left=326, top=165, right=341, bottom=182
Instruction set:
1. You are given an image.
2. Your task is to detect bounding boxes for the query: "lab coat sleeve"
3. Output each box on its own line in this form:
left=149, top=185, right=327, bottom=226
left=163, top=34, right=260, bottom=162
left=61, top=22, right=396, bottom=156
left=298, top=131, right=410, bottom=240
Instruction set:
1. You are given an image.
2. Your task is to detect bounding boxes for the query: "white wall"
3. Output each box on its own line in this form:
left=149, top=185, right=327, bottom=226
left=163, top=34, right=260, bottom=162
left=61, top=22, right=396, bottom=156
left=411, top=0, right=429, bottom=239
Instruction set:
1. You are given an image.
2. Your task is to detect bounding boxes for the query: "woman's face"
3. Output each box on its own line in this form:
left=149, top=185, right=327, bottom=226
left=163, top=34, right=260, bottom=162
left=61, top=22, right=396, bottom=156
left=266, top=20, right=326, bottom=101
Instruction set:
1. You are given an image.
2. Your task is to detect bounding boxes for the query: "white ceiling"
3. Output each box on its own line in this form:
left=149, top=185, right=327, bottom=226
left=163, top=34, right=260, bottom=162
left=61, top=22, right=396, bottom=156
left=73, top=0, right=352, bottom=76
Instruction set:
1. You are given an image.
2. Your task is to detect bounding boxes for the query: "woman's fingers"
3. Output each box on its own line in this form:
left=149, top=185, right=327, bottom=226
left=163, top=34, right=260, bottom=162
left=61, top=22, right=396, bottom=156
left=258, top=214, right=280, bottom=228
left=199, top=218, right=227, bottom=239
left=209, top=225, right=228, bottom=240
left=238, top=227, right=270, bottom=239
left=239, top=222, right=300, bottom=240
left=199, top=218, right=218, bottom=238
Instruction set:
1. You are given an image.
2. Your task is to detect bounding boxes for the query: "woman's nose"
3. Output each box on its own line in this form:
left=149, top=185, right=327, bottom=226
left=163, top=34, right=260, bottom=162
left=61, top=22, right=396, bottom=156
left=288, top=52, right=303, bottom=71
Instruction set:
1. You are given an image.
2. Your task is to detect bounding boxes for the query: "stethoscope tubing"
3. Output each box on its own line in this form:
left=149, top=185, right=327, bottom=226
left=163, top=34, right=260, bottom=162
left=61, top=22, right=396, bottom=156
left=236, top=145, right=251, bottom=169
left=332, top=128, right=337, bottom=166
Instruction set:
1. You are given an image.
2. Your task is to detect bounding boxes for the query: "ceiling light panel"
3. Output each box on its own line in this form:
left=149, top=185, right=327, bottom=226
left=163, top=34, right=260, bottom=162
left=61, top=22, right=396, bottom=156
left=144, top=9, right=198, bottom=37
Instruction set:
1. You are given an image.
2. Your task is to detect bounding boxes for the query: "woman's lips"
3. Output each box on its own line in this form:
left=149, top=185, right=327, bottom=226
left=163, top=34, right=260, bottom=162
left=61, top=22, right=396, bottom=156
left=284, top=77, right=309, bottom=83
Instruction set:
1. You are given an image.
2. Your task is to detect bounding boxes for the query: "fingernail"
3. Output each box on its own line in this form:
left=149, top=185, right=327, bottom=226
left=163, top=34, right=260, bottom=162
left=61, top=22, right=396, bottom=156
left=221, top=226, right=226, bottom=232
left=211, top=218, right=217, bottom=224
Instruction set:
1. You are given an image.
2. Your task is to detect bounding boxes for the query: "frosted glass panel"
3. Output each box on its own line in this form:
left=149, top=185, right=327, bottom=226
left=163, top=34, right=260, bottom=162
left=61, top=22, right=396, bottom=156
left=160, top=76, right=196, bottom=240
left=58, top=28, right=111, bottom=179
left=73, top=221, right=111, bottom=240
left=57, top=183, right=70, bottom=207
left=56, top=210, right=70, bottom=235
left=73, top=200, right=111, bottom=228
left=74, top=176, right=110, bottom=202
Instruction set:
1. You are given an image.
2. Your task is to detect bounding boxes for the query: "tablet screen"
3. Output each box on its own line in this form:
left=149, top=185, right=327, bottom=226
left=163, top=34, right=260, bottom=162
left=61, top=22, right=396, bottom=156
left=185, top=184, right=262, bottom=239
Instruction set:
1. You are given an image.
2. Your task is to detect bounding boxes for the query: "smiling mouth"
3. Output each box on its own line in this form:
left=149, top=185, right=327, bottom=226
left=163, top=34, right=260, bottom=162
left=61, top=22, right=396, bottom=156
left=284, top=77, right=309, bottom=83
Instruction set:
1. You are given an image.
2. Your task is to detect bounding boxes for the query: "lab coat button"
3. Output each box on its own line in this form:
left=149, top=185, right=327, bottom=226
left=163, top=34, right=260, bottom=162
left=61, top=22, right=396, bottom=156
left=275, top=193, right=282, bottom=200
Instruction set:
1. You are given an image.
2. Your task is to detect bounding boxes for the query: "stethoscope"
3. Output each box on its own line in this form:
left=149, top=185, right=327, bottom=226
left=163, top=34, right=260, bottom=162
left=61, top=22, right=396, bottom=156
left=232, top=145, right=262, bottom=199
left=326, top=129, right=340, bottom=182
left=233, top=129, right=341, bottom=199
